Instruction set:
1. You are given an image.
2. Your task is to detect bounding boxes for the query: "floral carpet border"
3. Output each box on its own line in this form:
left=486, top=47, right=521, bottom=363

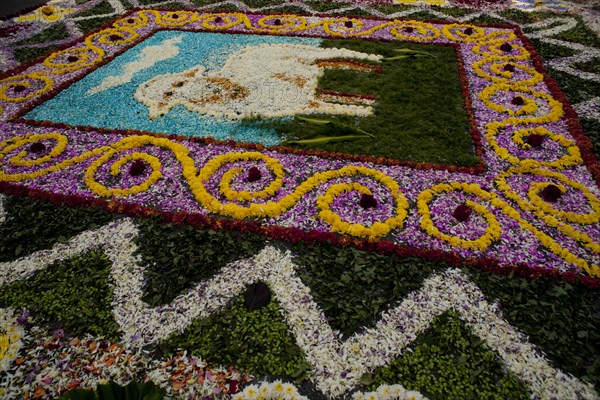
left=0, top=10, right=599, bottom=286
left=12, top=42, right=484, bottom=175
left=6, top=9, right=486, bottom=174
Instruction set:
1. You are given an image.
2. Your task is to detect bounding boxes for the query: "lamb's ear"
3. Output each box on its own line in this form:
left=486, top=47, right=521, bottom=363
left=184, top=65, right=207, bottom=78
left=148, top=101, right=171, bottom=119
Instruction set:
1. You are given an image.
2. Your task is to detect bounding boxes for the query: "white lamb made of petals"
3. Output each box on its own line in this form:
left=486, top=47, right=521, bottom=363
left=134, top=43, right=383, bottom=120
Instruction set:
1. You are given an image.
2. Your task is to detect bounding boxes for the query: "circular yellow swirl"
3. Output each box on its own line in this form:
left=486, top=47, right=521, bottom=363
left=0, top=133, right=108, bottom=182
left=113, top=12, right=150, bottom=29
left=488, top=126, right=582, bottom=169
left=0, top=74, right=54, bottom=103
left=479, top=84, right=563, bottom=122
left=495, top=167, right=600, bottom=256
left=0, top=133, right=69, bottom=168
left=472, top=41, right=530, bottom=61
left=389, top=20, right=440, bottom=42
left=85, top=151, right=162, bottom=197
left=418, top=180, right=599, bottom=276
left=321, top=18, right=369, bottom=37
left=203, top=153, right=285, bottom=202
left=43, top=47, right=101, bottom=73
left=417, top=182, right=502, bottom=251
left=317, top=182, right=407, bottom=238
left=197, top=153, right=409, bottom=237
left=153, top=10, right=200, bottom=27
left=94, top=27, right=139, bottom=45
left=478, top=29, right=517, bottom=45
left=256, top=15, right=308, bottom=32
left=441, top=23, right=487, bottom=43
left=201, top=13, right=247, bottom=30
left=473, top=58, right=543, bottom=86
left=527, top=182, right=600, bottom=225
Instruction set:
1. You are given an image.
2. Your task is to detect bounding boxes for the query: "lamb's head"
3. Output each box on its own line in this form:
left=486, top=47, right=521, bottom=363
left=134, top=65, right=248, bottom=119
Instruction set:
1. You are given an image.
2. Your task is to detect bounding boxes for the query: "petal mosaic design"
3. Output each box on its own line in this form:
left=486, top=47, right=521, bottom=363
left=1, top=3, right=600, bottom=398
left=0, top=218, right=596, bottom=398
left=0, top=10, right=598, bottom=283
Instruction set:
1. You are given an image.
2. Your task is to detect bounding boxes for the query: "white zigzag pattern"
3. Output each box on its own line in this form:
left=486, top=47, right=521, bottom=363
left=0, top=194, right=6, bottom=225
left=0, top=218, right=597, bottom=398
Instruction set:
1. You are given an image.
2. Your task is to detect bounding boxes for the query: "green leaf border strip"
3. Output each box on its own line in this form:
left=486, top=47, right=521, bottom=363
left=58, top=380, right=166, bottom=400
left=0, top=218, right=595, bottom=398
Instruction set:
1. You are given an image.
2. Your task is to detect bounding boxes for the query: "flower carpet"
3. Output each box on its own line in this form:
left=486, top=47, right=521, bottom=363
left=1, top=0, right=600, bottom=399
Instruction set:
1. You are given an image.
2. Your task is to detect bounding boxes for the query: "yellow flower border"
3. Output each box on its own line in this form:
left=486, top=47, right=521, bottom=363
left=317, top=181, right=407, bottom=239
left=0, top=132, right=68, bottom=168
left=2, top=132, right=596, bottom=275
left=474, top=59, right=543, bottom=87
left=417, top=183, right=502, bottom=251
left=0, top=134, right=409, bottom=239
left=0, top=74, right=54, bottom=103
left=496, top=167, right=600, bottom=256
left=85, top=151, right=163, bottom=197
left=416, top=181, right=599, bottom=277
left=485, top=123, right=581, bottom=170
left=215, top=154, right=285, bottom=202
left=479, top=84, right=560, bottom=118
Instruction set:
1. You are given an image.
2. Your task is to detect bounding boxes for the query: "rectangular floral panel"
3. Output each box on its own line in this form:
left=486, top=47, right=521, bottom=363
left=0, top=10, right=599, bottom=284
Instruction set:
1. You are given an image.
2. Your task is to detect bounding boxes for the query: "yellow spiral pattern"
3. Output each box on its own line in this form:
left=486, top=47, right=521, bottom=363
left=2, top=133, right=69, bottom=168
left=201, top=13, right=246, bottom=30
left=0, top=134, right=409, bottom=239
left=257, top=15, right=309, bottom=32
left=496, top=167, right=600, bottom=256
left=213, top=153, right=285, bottom=202
left=85, top=151, right=163, bottom=198
left=486, top=126, right=582, bottom=169
left=416, top=181, right=599, bottom=277
left=0, top=74, right=54, bottom=103
left=418, top=183, right=502, bottom=251
left=441, top=23, right=487, bottom=43
left=1, top=133, right=597, bottom=275
left=389, top=20, right=440, bottom=42
left=473, top=59, right=543, bottom=86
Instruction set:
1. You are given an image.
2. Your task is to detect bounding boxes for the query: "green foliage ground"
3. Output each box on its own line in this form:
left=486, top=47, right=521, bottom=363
left=367, top=312, right=530, bottom=400
left=277, top=39, right=476, bottom=166
left=2, top=195, right=598, bottom=395
left=0, top=249, right=119, bottom=339
left=159, top=295, right=312, bottom=380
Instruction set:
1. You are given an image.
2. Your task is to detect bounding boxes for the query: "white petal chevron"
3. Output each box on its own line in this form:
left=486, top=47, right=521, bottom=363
left=543, top=39, right=600, bottom=83
left=573, top=97, right=600, bottom=121
left=0, top=218, right=138, bottom=287
left=0, top=217, right=596, bottom=399
left=522, top=17, right=579, bottom=39
left=0, top=194, right=6, bottom=225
